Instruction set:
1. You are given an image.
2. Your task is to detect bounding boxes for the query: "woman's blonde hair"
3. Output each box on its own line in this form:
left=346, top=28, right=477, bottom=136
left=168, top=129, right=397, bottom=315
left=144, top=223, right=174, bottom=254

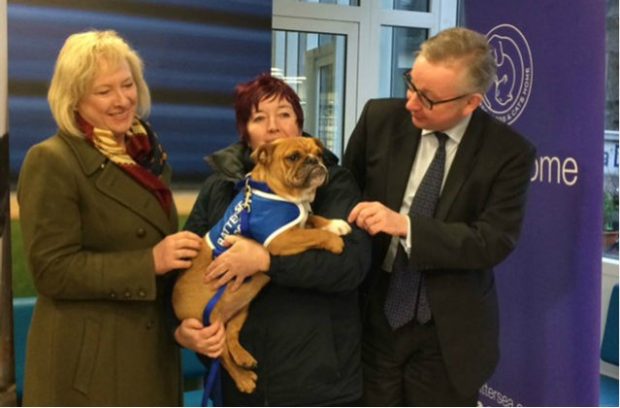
left=48, top=30, right=151, bottom=136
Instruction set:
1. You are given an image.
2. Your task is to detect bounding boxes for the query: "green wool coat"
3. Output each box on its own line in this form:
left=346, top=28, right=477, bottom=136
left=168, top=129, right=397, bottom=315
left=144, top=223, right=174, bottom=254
left=17, top=131, right=182, bottom=406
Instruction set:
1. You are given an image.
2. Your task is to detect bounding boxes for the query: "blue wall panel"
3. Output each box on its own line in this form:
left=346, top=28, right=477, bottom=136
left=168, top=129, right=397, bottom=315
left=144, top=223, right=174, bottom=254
left=8, top=0, right=272, bottom=182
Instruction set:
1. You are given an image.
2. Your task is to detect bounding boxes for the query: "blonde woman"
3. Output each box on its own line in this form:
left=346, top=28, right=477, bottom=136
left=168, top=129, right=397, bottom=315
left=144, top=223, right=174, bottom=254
left=17, top=30, right=224, bottom=405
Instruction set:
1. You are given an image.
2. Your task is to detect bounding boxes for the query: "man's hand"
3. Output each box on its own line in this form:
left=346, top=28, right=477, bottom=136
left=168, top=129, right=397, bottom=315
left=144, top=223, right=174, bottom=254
left=203, top=235, right=270, bottom=292
left=348, top=201, right=409, bottom=237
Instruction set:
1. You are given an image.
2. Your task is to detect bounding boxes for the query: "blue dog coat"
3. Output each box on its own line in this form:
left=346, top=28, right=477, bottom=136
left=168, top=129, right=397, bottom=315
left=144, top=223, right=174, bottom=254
left=206, top=177, right=307, bottom=258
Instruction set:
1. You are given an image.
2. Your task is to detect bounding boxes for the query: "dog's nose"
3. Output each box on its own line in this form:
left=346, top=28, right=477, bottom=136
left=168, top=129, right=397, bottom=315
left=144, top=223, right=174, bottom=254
left=305, top=156, right=319, bottom=165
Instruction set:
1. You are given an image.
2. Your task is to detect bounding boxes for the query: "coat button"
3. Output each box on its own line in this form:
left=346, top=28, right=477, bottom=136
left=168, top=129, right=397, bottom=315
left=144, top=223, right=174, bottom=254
left=124, top=290, right=132, bottom=299
left=136, top=228, right=146, bottom=238
left=109, top=291, right=117, bottom=299
left=138, top=289, right=146, bottom=298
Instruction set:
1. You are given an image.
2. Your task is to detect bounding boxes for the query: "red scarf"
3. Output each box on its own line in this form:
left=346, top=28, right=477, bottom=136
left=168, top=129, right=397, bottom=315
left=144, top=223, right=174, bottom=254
left=78, top=115, right=173, bottom=215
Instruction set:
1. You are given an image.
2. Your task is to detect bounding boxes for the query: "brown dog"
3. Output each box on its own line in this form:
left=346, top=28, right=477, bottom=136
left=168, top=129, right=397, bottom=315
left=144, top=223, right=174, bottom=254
left=172, top=137, right=351, bottom=393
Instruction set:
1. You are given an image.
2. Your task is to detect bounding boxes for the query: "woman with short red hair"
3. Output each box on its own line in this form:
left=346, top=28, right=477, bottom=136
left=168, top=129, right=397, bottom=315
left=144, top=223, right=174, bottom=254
left=176, top=73, right=371, bottom=406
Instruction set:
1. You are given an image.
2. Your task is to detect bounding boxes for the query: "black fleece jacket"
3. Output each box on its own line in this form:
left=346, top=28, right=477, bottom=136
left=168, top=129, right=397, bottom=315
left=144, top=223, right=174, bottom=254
left=184, top=140, right=371, bottom=406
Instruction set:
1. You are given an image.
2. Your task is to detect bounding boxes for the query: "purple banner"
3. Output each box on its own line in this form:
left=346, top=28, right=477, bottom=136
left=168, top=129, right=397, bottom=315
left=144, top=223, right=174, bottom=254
left=464, top=1, right=605, bottom=406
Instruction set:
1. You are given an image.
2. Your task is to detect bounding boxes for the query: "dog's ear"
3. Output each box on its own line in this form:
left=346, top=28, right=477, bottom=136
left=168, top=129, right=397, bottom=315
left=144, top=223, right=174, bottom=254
left=310, top=137, right=325, bottom=154
left=251, top=142, right=277, bottom=166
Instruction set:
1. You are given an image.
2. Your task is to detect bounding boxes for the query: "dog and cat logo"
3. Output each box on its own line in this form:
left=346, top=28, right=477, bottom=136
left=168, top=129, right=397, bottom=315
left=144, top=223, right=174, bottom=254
left=483, top=24, right=534, bottom=125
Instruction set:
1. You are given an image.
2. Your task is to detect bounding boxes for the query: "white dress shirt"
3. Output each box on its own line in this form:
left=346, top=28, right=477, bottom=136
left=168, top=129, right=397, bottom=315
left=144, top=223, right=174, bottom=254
left=381, top=114, right=472, bottom=272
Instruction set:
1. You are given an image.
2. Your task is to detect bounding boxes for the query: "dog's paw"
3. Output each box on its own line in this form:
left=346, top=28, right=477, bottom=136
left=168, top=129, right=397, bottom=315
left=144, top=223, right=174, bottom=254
left=230, top=347, right=257, bottom=369
left=235, top=369, right=258, bottom=394
left=322, top=219, right=352, bottom=236
left=324, top=236, right=345, bottom=254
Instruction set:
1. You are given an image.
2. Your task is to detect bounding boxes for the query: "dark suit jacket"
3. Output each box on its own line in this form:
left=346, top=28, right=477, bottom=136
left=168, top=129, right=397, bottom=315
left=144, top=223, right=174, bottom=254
left=343, top=98, right=536, bottom=396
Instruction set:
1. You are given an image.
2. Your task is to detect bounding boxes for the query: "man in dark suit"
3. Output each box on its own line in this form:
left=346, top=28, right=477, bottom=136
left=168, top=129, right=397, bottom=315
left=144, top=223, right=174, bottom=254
left=343, top=27, right=536, bottom=406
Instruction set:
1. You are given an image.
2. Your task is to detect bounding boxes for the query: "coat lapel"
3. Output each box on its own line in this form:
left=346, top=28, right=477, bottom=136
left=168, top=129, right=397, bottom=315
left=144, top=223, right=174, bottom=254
left=385, top=115, right=420, bottom=211
left=59, top=132, right=175, bottom=235
left=436, top=109, right=487, bottom=220
left=96, top=165, right=175, bottom=235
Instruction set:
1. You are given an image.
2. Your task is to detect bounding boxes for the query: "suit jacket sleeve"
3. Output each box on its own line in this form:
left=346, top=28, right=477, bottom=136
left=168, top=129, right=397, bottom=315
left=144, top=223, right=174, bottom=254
left=342, top=101, right=370, bottom=193
left=343, top=99, right=407, bottom=268
left=18, top=139, right=159, bottom=301
left=267, top=165, right=371, bottom=293
left=344, top=100, right=536, bottom=273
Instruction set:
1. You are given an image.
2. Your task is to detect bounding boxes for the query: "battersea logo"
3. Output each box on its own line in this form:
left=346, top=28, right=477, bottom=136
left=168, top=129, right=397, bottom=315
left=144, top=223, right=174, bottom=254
left=483, top=24, right=533, bottom=125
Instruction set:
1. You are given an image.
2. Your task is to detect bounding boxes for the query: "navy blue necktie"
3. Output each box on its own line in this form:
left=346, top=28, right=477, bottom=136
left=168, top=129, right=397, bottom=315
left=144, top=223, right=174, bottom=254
left=384, top=132, right=448, bottom=329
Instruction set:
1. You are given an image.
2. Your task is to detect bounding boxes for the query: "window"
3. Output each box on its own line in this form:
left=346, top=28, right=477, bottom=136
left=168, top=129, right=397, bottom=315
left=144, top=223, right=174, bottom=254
left=272, top=31, right=346, bottom=155
left=299, top=0, right=359, bottom=5
left=603, top=0, right=618, bottom=260
left=379, top=26, right=428, bottom=97
left=272, top=0, right=456, bottom=155
left=381, top=0, right=429, bottom=12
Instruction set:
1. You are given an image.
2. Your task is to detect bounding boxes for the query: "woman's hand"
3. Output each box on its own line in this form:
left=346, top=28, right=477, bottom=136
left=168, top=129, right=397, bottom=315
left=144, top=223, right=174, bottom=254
left=174, top=318, right=226, bottom=358
left=204, top=235, right=270, bottom=292
left=152, top=231, right=202, bottom=275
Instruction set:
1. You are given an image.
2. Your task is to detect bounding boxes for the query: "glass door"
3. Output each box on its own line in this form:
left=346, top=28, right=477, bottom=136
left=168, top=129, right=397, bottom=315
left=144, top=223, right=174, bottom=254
left=273, top=0, right=456, bottom=152
left=272, top=17, right=358, bottom=158
left=272, top=31, right=346, bottom=156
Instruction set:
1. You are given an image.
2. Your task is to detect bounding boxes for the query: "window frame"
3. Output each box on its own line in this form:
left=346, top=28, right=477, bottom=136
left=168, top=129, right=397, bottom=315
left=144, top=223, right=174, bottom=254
left=272, top=0, right=457, bottom=147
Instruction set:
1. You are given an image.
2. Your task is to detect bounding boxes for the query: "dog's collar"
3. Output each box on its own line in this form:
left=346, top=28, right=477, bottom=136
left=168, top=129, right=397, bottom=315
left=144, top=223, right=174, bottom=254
left=235, top=175, right=274, bottom=195
left=246, top=177, right=273, bottom=194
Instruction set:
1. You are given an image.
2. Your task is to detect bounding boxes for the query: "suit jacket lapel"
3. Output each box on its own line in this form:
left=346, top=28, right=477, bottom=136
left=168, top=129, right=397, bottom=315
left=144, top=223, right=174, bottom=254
left=60, top=132, right=175, bottom=235
left=436, top=109, right=487, bottom=220
left=385, top=115, right=420, bottom=211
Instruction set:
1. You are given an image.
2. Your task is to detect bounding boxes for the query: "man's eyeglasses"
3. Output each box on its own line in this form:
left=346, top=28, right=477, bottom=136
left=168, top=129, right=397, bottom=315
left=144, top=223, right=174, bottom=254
left=402, top=69, right=471, bottom=110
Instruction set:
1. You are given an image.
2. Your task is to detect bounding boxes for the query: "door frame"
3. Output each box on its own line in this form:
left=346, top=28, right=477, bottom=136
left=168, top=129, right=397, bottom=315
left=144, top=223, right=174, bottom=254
left=273, top=15, right=359, bottom=150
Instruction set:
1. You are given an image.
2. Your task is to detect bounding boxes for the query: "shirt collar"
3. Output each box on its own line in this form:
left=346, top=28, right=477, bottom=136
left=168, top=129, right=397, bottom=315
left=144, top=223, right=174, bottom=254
left=421, top=114, right=472, bottom=145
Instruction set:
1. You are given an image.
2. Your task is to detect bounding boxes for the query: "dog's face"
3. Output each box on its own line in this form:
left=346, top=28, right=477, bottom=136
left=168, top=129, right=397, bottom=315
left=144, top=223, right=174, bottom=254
left=250, top=137, right=327, bottom=203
